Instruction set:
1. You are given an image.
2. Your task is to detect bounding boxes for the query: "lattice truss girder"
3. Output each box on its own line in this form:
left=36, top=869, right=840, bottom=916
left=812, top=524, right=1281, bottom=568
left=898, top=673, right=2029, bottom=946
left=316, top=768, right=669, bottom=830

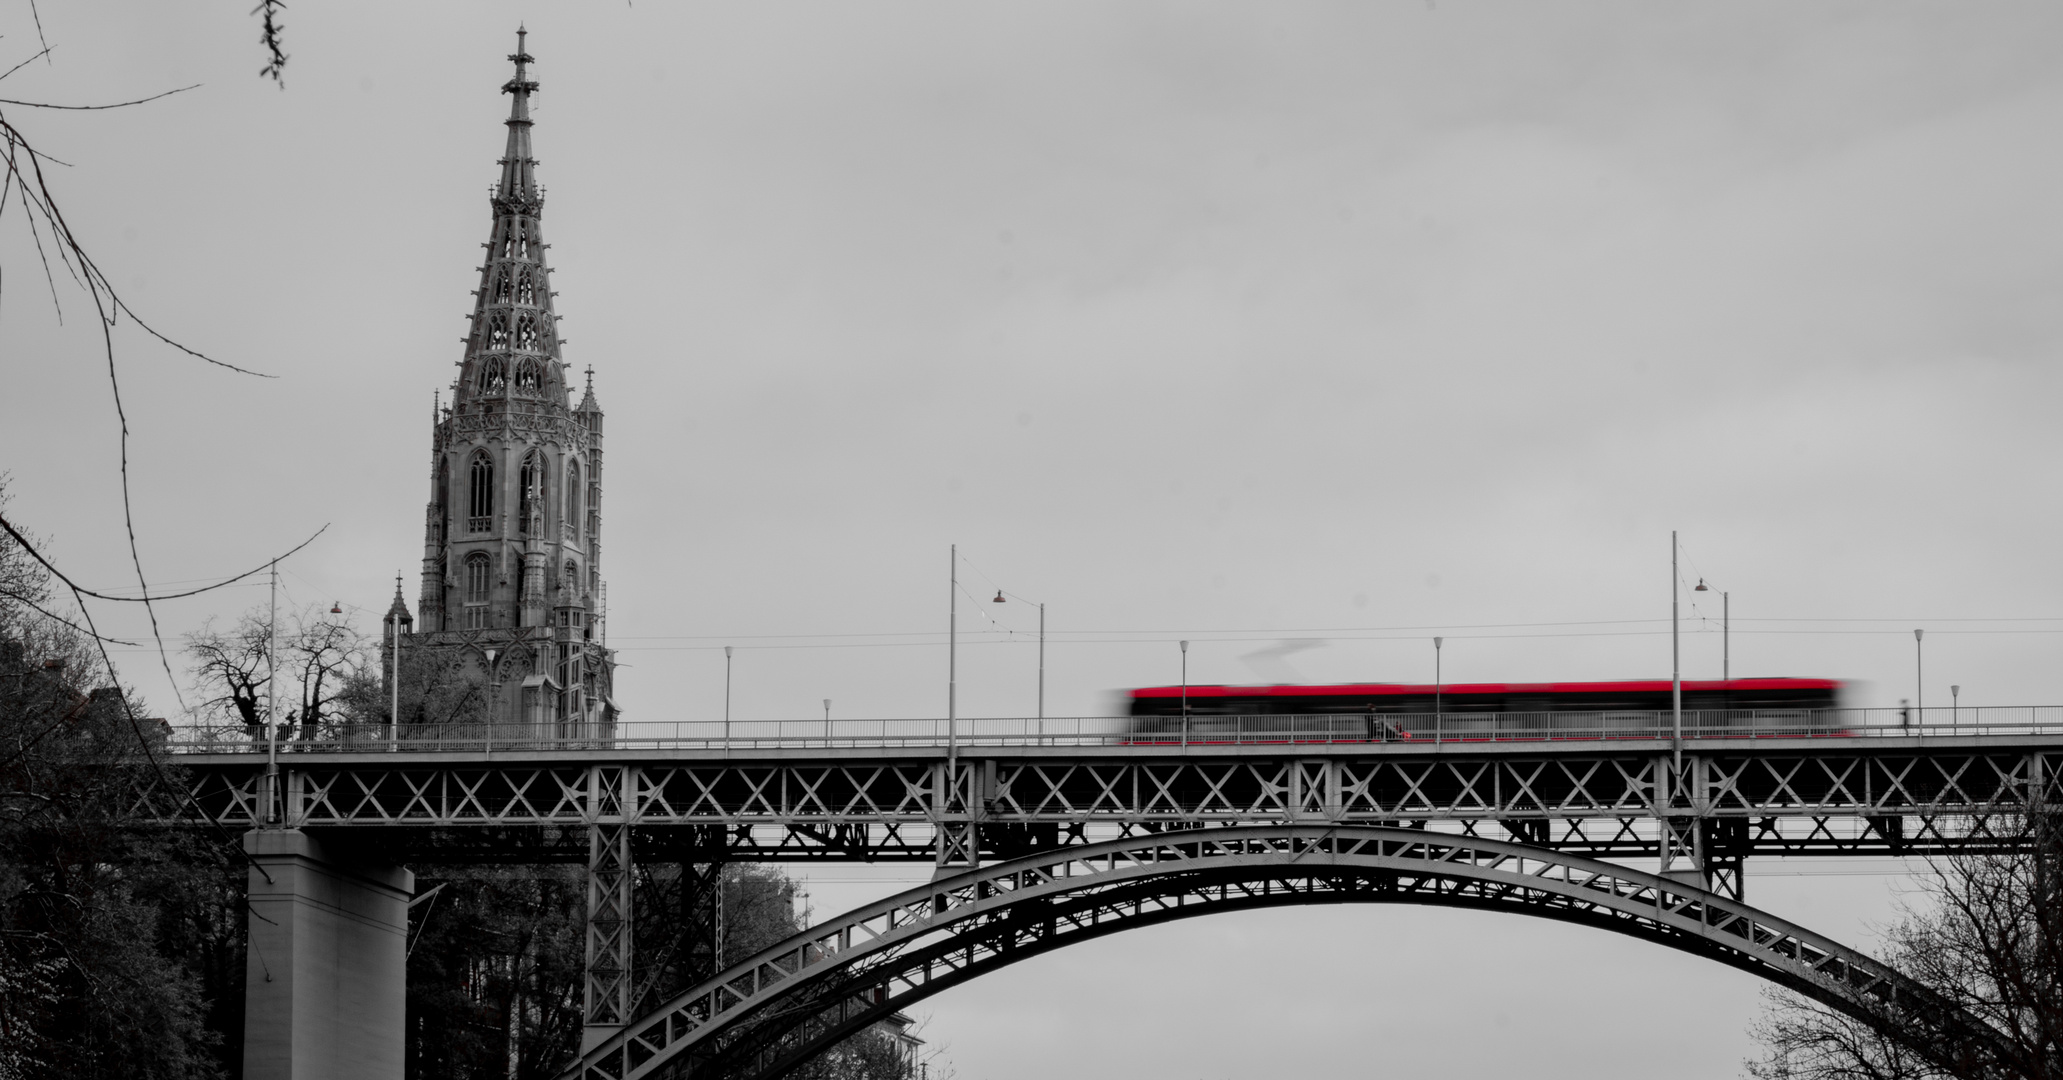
left=585, top=821, right=635, bottom=1028
left=567, top=826, right=2023, bottom=1080
left=167, top=750, right=2058, bottom=858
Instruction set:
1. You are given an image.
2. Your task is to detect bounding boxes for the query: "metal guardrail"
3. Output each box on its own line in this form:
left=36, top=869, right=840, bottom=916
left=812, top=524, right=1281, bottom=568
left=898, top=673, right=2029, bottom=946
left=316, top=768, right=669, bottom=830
left=161, top=706, right=2063, bottom=754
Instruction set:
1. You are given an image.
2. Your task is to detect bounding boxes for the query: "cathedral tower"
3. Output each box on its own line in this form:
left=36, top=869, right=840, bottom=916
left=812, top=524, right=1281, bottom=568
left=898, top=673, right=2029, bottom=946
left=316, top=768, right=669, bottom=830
left=404, top=30, right=615, bottom=735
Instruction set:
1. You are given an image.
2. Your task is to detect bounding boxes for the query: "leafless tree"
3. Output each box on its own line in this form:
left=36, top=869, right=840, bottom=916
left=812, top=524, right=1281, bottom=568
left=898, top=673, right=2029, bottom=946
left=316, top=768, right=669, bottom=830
left=185, top=604, right=369, bottom=744
left=1748, top=815, right=2063, bottom=1079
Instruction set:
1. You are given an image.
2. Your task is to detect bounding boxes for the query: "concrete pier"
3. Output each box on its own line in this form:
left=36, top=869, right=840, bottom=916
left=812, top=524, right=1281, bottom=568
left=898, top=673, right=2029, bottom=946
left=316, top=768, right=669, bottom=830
left=243, top=829, right=414, bottom=1080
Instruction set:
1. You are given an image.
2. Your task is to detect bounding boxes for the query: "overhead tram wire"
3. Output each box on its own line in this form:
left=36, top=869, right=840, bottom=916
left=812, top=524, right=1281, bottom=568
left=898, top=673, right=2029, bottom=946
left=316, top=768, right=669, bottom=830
left=600, top=613, right=2063, bottom=645
left=594, top=624, right=2063, bottom=655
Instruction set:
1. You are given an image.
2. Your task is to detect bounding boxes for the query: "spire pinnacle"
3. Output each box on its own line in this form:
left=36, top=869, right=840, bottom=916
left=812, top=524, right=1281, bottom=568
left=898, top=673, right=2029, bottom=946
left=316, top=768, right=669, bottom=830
left=385, top=572, right=414, bottom=630
left=454, top=30, right=567, bottom=412
left=496, top=27, right=542, bottom=217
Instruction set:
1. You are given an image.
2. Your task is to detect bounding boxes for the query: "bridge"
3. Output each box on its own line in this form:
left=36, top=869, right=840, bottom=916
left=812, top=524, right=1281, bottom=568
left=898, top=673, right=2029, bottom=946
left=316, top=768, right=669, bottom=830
left=163, top=709, right=2063, bottom=1079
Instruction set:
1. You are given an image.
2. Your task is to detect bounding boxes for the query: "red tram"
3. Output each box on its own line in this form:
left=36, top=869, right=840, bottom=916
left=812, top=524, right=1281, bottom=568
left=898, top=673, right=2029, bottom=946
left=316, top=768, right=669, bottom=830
left=1125, top=678, right=1847, bottom=742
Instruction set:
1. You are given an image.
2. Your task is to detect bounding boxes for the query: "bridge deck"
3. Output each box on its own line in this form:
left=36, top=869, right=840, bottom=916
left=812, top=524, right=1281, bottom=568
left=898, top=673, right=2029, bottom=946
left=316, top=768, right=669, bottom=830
left=159, top=724, right=2063, bottom=864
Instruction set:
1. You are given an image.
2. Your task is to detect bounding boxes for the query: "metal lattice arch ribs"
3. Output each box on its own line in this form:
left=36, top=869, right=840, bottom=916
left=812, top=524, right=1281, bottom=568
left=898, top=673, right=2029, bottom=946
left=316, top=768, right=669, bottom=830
left=563, top=825, right=2019, bottom=1080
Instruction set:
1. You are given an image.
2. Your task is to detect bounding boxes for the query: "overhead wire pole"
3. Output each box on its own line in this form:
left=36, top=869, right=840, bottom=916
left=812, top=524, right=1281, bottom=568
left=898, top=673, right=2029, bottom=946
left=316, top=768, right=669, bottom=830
left=947, top=545, right=957, bottom=783
left=266, top=559, right=280, bottom=825
left=391, top=571, right=402, bottom=751
left=1672, top=531, right=1682, bottom=772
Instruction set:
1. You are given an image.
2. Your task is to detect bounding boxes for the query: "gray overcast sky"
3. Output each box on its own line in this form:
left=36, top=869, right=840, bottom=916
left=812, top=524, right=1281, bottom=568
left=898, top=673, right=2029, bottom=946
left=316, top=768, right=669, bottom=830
left=4, top=3, right=2061, bottom=1076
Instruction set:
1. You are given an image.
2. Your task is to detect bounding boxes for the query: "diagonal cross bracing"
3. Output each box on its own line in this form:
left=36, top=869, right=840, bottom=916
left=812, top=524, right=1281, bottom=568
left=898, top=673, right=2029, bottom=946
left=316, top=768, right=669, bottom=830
left=165, top=741, right=2063, bottom=861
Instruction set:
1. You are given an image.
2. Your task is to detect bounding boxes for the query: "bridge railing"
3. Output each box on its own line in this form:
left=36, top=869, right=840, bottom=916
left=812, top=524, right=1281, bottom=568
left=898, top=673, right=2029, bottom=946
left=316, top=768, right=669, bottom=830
left=160, top=706, right=2063, bottom=753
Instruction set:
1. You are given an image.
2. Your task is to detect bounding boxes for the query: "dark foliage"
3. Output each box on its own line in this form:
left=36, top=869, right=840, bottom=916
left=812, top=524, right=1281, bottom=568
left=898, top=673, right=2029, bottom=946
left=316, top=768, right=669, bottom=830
left=0, top=489, right=246, bottom=1080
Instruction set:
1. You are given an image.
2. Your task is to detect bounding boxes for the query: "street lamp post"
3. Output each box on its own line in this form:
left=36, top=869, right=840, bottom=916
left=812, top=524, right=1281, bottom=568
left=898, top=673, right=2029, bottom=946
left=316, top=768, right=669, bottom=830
left=723, top=646, right=733, bottom=744
left=1672, top=532, right=1682, bottom=769
left=1179, top=640, right=1190, bottom=746
left=823, top=699, right=832, bottom=740
left=1914, top=628, right=1925, bottom=730
left=988, top=589, right=1047, bottom=736
left=1433, top=637, right=1444, bottom=742
left=1951, top=684, right=1961, bottom=730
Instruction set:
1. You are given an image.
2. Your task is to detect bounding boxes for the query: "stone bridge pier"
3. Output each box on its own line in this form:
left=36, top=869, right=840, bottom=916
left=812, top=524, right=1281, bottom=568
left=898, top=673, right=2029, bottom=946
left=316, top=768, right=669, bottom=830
left=242, top=829, right=414, bottom=1080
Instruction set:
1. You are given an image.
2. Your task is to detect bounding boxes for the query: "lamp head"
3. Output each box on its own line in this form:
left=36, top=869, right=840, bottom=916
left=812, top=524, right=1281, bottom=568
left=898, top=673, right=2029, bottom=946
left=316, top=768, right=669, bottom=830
left=992, top=591, right=1006, bottom=603
left=1694, top=578, right=1709, bottom=592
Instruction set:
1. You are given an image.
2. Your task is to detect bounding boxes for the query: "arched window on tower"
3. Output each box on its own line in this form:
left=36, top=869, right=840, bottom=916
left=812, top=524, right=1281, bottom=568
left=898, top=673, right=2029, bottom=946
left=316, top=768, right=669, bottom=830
left=564, top=461, right=580, bottom=540
left=467, top=452, right=494, bottom=532
left=464, top=552, right=491, bottom=630
left=493, top=271, right=511, bottom=304
left=514, top=358, right=543, bottom=393
left=518, top=452, right=545, bottom=534
left=516, top=271, right=536, bottom=306
left=478, top=356, right=507, bottom=394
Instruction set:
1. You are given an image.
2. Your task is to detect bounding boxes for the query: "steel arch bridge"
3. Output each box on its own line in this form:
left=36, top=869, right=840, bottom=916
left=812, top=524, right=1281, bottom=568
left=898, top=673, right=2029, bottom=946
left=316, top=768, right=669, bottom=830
left=561, top=825, right=2021, bottom=1080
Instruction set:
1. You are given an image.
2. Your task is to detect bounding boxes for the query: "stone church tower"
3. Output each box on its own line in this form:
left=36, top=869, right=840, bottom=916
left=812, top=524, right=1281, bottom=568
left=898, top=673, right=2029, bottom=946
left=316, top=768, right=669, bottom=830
left=396, top=30, right=616, bottom=736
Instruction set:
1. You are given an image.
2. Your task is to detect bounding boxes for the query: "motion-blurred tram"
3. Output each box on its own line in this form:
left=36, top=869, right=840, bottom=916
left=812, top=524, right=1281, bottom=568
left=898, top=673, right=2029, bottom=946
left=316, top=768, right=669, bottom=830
left=1125, top=678, right=1848, bottom=742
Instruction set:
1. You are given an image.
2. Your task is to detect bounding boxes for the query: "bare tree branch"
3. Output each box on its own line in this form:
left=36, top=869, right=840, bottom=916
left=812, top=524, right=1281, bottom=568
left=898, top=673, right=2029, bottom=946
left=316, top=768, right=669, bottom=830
left=0, top=512, right=326, bottom=603
left=0, top=84, right=198, bottom=110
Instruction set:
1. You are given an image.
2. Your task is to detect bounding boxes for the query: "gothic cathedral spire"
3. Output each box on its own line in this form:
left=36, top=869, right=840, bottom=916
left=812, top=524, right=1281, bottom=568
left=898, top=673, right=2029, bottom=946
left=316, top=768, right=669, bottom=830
left=410, top=29, right=615, bottom=735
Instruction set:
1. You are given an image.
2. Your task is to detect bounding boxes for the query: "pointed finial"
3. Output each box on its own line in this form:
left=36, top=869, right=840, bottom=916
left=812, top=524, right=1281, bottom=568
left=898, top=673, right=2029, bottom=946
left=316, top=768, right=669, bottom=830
left=585, top=365, right=594, bottom=392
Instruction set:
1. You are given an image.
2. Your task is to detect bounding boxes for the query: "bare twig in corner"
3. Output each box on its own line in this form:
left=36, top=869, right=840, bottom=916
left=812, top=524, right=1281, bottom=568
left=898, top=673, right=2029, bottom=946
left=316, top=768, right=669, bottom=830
left=253, top=0, right=288, bottom=87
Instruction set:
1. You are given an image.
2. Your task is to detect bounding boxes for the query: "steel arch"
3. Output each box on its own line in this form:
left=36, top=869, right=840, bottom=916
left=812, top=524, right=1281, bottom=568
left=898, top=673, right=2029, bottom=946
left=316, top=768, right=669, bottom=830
left=562, top=825, right=2019, bottom=1080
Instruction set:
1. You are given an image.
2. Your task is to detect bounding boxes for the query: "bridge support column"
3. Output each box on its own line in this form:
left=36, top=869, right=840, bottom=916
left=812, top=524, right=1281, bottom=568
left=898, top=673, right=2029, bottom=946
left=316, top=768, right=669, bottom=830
left=933, top=758, right=978, bottom=878
left=582, top=821, right=635, bottom=1053
left=682, top=861, right=725, bottom=986
left=241, top=829, right=415, bottom=1080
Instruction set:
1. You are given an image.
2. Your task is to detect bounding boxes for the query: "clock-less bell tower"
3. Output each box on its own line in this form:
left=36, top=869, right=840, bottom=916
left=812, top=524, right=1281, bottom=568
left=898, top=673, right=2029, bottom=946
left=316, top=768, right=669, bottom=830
left=398, top=28, right=616, bottom=737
